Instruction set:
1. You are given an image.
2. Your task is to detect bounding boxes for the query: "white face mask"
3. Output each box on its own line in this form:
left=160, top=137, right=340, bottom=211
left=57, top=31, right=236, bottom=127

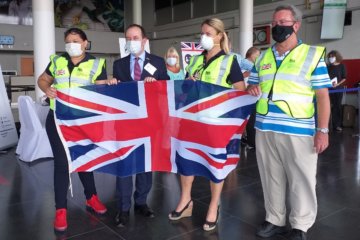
left=200, top=34, right=214, bottom=51
left=329, top=57, right=336, bottom=64
left=126, top=40, right=142, bottom=55
left=65, top=43, right=83, bottom=57
left=166, top=57, right=177, bottom=66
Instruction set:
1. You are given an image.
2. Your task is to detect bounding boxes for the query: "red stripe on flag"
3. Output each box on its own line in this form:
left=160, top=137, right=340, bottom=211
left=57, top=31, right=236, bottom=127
left=225, top=157, right=240, bottom=165
left=57, top=91, right=125, bottom=114
left=184, top=91, right=248, bottom=113
left=186, top=148, right=239, bottom=169
left=75, top=145, right=134, bottom=172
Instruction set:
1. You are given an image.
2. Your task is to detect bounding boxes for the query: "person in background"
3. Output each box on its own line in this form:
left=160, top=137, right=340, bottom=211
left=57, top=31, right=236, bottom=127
left=37, top=28, right=108, bottom=232
left=165, top=46, right=185, bottom=80
left=327, top=50, right=347, bottom=131
left=109, top=23, right=169, bottom=228
left=247, top=4, right=331, bottom=240
left=242, top=46, right=261, bottom=149
left=168, top=17, right=245, bottom=232
left=228, top=40, right=254, bottom=81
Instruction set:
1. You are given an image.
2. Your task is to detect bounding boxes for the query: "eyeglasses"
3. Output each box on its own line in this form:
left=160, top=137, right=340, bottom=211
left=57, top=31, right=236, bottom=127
left=271, top=20, right=296, bottom=26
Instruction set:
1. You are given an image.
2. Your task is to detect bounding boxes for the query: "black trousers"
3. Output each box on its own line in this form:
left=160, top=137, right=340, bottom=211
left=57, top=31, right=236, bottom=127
left=330, top=92, right=343, bottom=129
left=246, top=110, right=256, bottom=148
left=46, top=110, right=97, bottom=209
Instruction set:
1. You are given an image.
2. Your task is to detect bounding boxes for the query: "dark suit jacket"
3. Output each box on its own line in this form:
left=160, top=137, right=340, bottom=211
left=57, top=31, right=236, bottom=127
left=113, top=51, right=169, bottom=81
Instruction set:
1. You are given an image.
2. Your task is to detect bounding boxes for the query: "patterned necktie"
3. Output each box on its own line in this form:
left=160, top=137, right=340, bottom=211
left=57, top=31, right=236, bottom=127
left=134, top=57, right=141, bottom=81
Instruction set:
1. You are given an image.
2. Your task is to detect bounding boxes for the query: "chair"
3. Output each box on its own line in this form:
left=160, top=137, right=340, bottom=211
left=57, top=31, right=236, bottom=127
left=16, top=96, right=53, bottom=162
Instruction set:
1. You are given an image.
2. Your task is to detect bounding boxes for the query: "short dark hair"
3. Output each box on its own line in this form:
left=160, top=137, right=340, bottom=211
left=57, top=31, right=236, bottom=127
left=64, top=28, right=88, bottom=41
left=125, top=24, right=147, bottom=38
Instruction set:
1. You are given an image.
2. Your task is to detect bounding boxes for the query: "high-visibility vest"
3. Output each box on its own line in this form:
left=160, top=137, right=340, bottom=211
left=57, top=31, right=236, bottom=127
left=255, top=43, right=325, bottom=119
left=185, top=54, right=235, bottom=88
left=48, top=54, right=105, bottom=110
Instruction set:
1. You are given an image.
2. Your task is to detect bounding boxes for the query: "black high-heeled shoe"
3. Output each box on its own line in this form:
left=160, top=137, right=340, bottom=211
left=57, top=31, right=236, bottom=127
left=203, top=206, right=220, bottom=231
left=168, top=199, right=193, bottom=221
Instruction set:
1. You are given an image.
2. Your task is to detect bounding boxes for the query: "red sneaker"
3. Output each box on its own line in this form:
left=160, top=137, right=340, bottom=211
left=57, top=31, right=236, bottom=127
left=86, top=195, right=107, bottom=214
left=54, top=208, right=67, bottom=231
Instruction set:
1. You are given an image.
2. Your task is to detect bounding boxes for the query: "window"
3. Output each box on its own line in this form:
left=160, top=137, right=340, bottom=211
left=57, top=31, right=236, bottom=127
left=173, top=0, right=189, bottom=5
left=155, top=0, right=171, bottom=10
left=193, top=0, right=214, bottom=18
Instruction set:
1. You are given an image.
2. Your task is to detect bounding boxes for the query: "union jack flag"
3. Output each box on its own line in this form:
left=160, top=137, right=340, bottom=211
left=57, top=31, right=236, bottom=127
left=181, top=42, right=204, bottom=52
left=55, top=80, right=257, bottom=182
left=181, top=42, right=204, bottom=69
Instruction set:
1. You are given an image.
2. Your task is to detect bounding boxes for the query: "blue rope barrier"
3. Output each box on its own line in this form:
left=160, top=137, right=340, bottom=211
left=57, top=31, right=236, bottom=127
left=328, top=87, right=360, bottom=93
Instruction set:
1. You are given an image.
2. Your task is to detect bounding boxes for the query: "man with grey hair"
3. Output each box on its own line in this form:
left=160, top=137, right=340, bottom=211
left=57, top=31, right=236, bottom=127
left=247, top=4, right=331, bottom=240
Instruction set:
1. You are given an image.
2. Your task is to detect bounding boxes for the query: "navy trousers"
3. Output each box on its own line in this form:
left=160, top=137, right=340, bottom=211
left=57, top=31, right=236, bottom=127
left=116, top=172, right=152, bottom=211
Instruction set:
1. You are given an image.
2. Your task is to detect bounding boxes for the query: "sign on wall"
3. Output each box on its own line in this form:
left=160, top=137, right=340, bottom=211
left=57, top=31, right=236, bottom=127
left=0, top=65, right=18, bottom=150
left=320, top=0, right=347, bottom=39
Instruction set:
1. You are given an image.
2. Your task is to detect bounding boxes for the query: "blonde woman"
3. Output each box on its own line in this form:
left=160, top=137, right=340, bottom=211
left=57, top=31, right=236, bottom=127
left=168, top=18, right=245, bottom=231
left=164, top=46, right=185, bottom=80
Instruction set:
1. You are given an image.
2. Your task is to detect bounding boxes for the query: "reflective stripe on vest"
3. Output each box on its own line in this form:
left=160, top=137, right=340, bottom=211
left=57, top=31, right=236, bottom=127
left=89, top=58, right=100, bottom=82
left=186, top=54, right=234, bottom=88
left=259, top=92, right=314, bottom=103
left=255, top=44, right=325, bottom=119
left=52, top=55, right=60, bottom=74
left=186, top=55, right=202, bottom=75
left=216, top=55, right=231, bottom=85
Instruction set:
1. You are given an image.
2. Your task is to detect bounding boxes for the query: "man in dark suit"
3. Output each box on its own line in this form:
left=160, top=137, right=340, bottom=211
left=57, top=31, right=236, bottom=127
left=112, top=23, right=169, bottom=228
left=113, top=25, right=169, bottom=83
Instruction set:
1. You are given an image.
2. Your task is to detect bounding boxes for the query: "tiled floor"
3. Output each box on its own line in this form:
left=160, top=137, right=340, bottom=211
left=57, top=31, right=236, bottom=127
left=1, top=128, right=360, bottom=240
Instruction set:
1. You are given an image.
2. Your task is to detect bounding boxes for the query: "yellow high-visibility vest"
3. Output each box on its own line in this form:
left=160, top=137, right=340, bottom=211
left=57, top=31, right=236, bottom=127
left=255, top=43, right=325, bottom=119
left=48, top=54, right=105, bottom=110
left=186, top=54, right=235, bottom=88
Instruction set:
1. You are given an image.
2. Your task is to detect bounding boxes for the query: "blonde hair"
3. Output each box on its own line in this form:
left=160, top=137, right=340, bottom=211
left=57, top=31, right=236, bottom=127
left=164, top=46, right=180, bottom=68
left=201, top=18, right=230, bottom=54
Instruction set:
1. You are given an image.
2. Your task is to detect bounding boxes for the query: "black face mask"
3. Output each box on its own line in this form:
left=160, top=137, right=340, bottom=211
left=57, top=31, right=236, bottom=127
left=271, top=25, right=294, bottom=43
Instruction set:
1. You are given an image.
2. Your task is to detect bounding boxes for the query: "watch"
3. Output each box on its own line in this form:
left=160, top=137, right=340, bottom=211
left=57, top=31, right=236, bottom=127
left=316, top=127, right=329, bottom=134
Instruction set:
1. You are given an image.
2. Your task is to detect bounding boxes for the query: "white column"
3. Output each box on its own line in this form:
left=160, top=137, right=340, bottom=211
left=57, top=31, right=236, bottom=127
left=33, top=0, right=55, bottom=102
left=133, top=0, right=142, bottom=25
left=239, top=0, right=253, bottom=57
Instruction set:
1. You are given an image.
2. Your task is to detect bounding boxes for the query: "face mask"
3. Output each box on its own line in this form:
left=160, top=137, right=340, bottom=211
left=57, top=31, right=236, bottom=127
left=126, top=40, right=142, bottom=55
left=65, top=43, right=83, bottom=57
left=200, top=34, right=214, bottom=51
left=329, top=57, right=336, bottom=64
left=271, top=24, right=294, bottom=43
left=166, top=57, right=177, bottom=66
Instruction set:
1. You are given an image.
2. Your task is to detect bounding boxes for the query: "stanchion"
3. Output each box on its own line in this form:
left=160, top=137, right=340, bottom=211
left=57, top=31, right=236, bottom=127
left=352, top=84, right=360, bottom=137
left=328, top=87, right=360, bottom=137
